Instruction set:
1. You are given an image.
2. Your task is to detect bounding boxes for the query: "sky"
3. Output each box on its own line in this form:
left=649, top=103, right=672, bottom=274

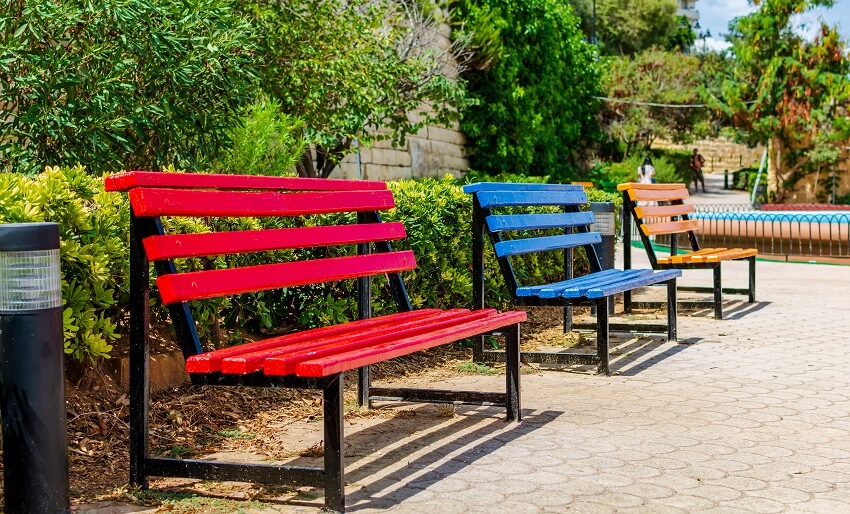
left=697, top=0, right=850, bottom=52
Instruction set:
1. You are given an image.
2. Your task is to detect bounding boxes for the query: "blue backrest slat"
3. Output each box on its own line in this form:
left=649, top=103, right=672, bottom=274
left=487, top=212, right=595, bottom=232
left=476, top=190, right=588, bottom=209
left=463, top=182, right=585, bottom=194
left=494, top=232, right=602, bottom=258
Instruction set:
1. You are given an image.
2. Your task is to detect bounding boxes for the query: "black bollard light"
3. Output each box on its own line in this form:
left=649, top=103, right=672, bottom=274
left=590, top=203, right=616, bottom=315
left=0, top=223, right=70, bottom=514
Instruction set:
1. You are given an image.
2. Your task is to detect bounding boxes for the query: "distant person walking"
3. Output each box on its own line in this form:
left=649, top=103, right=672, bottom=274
left=637, top=156, right=655, bottom=184
left=690, top=149, right=706, bottom=193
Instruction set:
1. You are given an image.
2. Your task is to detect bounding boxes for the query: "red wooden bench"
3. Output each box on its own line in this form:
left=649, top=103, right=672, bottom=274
left=106, top=171, right=525, bottom=513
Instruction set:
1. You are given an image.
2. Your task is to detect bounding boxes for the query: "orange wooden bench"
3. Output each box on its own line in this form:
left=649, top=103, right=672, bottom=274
left=618, top=183, right=757, bottom=319
left=106, top=171, right=524, bottom=512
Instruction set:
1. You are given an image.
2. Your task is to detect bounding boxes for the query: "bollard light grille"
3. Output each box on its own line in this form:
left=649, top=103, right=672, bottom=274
left=590, top=211, right=616, bottom=236
left=0, top=250, right=61, bottom=311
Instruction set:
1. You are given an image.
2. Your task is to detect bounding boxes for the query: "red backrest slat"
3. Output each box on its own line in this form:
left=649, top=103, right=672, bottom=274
left=157, top=251, right=417, bottom=304
left=143, top=222, right=407, bottom=260
left=105, top=171, right=387, bottom=192
left=129, top=188, right=395, bottom=217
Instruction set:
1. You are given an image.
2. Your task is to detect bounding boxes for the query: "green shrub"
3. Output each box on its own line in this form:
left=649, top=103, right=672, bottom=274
left=593, top=152, right=688, bottom=187
left=214, top=98, right=307, bottom=177
left=455, top=0, right=602, bottom=178
left=0, top=167, right=128, bottom=360
left=651, top=149, right=691, bottom=183
left=0, top=0, right=257, bottom=175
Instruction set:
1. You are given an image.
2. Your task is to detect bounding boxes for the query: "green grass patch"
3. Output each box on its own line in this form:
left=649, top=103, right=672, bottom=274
left=124, top=490, right=269, bottom=513
left=455, top=362, right=501, bottom=375
left=217, top=429, right=256, bottom=440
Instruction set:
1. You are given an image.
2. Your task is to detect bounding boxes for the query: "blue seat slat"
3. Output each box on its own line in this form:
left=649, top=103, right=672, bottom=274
left=516, top=269, right=624, bottom=297
left=586, top=270, right=682, bottom=298
left=539, top=270, right=654, bottom=299
left=486, top=212, right=595, bottom=232
left=494, top=232, right=602, bottom=258
left=463, top=182, right=585, bottom=194
left=476, top=190, right=588, bottom=209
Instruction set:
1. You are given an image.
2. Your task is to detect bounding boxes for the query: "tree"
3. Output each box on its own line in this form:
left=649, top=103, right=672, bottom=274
left=719, top=0, right=850, bottom=202
left=600, top=49, right=711, bottom=157
left=666, top=16, right=697, bottom=52
left=567, top=0, right=680, bottom=56
left=453, top=0, right=602, bottom=178
left=239, top=0, right=470, bottom=178
left=0, top=0, right=257, bottom=175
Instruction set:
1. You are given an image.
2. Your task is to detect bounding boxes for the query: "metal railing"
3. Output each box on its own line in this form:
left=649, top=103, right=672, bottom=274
left=626, top=203, right=850, bottom=259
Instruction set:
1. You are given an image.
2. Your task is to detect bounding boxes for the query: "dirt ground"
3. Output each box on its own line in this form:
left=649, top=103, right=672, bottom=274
left=0, top=304, right=672, bottom=513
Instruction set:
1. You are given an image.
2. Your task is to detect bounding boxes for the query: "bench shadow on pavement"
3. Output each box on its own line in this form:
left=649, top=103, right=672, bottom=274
left=721, top=300, right=771, bottom=319
left=608, top=335, right=692, bottom=376
left=341, top=407, right=562, bottom=511
left=273, top=405, right=561, bottom=510
left=675, top=300, right=772, bottom=320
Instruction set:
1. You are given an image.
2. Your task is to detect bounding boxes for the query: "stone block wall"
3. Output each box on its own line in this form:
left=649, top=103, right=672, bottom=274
left=654, top=137, right=765, bottom=173
left=333, top=121, right=469, bottom=180
left=330, top=22, right=470, bottom=181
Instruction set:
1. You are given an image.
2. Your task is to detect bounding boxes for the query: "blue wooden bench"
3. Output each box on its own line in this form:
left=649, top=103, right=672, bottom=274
left=106, top=171, right=525, bottom=513
left=464, top=182, right=682, bottom=375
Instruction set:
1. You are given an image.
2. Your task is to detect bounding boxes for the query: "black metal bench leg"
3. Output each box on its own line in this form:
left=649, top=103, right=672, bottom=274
left=505, top=324, right=522, bottom=422
left=667, top=279, right=677, bottom=342
left=596, top=299, right=610, bottom=376
left=472, top=335, right=485, bottom=363
left=357, top=366, right=371, bottom=409
left=129, top=224, right=150, bottom=490
left=748, top=256, right=756, bottom=303
left=713, top=265, right=723, bottom=320
left=324, top=373, right=345, bottom=513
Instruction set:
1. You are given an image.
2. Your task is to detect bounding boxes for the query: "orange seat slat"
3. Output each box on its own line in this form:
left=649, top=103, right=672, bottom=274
left=691, top=248, right=758, bottom=263
left=664, top=248, right=725, bottom=264
left=105, top=171, right=387, bottom=192
left=143, top=222, right=407, bottom=260
left=129, top=188, right=395, bottom=217
left=185, top=309, right=443, bottom=373
left=157, top=251, right=416, bottom=304
left=634, top=204, right=694, bottom=219
left=640, top=219, right=699, bottom=236
left=236, top=309, right=497, bottom=376
left=284, top=310, right=528, bottom=377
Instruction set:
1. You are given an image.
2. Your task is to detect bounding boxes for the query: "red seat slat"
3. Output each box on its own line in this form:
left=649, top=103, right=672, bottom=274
left=129, top=188, right=395, bottom=217
left=185, top=309, right=442, bottom=373
left=289, top=311, right=528, bottom=377
left=143, top=222, right=407, bottom=260
left=158, top=251, right=417, bottom=304
left=245, top=309, right=496, bottom=376
left=105, top=171, right=387, bottom=192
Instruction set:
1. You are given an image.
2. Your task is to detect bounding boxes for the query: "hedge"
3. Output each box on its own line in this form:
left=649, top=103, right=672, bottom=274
left=0, top=168, right=619, bottom=361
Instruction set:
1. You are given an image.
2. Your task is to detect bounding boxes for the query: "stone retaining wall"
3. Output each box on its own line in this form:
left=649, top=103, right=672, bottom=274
left=654, top=137, right=764, bottom=174
left=333, top=121, right=469, bottom=180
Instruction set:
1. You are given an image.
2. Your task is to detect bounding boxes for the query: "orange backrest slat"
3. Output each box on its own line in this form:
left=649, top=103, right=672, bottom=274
left=640, top=219, right=700, bottom=236
left=634, top=204, right=695, bottom=219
